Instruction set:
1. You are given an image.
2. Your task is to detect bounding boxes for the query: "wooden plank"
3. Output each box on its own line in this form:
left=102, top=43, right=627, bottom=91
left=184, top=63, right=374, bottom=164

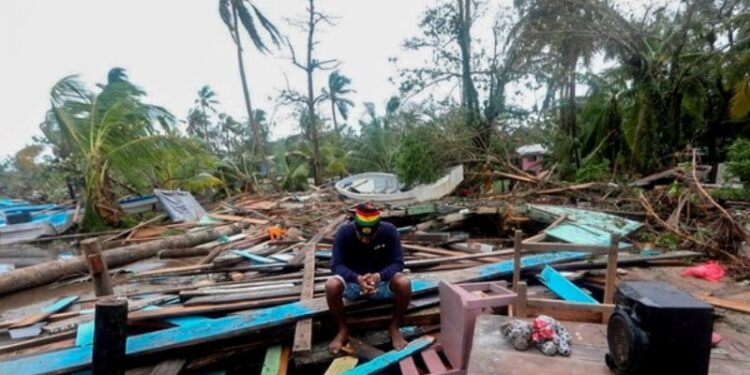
left=260, top=345, right=283, bottom=375
left=421, top=348, right=448, bottom=374
left=210, top=213, right=269, bottom=225
left=230, top=250, right=282, bottom=264
left=149, top=358, right=187, bottom=375
left=293, top=242, right=317, bottom=355
left=346, top=337, right=385, bottom=360
left=0, top=252, right=587, bottom=374
left=398, top=357, right=420, bottom=375
left=700, top=295, right=750, bottom=314
left=342, top=336, right=435, bottom=375
left=324, top=356, right=359, bottom=375
left=9, top=295, right=78, bottom=328
left=515, top=281, right=528, bottom=318
left=292, top=215, right=346, bottom=355
left=603, top=235, right=619, bottom=305
left=521, top=242, right=613, bottom=254
left=513, top=230, right=522, bottom=291
left=538, top=266, right=597, bottom=304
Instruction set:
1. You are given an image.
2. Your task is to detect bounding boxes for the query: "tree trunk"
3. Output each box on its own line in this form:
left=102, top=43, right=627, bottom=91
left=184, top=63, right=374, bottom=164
left=457, top=0, right=482, bottom=148
left=232, top=6, right=263, bottom=162
left=331, top=96, right=339, bottom=134
left=568, top=64, right=580, bottom=168
left=306, top=0, right=324, bottom=185
left=0, top=223, right=248, bottom=296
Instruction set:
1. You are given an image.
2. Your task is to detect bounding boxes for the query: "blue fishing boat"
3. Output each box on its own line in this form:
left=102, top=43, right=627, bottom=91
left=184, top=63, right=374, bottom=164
left=0, top=198, right=30, bottom=209
left=0, top=210, right=75, bottom=245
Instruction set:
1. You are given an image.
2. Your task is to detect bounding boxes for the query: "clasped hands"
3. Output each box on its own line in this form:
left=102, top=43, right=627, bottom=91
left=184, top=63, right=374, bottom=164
left=356, top=272, right=381, bottom=296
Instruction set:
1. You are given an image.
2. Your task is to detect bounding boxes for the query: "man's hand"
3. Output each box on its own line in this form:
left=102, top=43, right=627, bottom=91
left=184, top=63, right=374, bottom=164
left=357, top=274, right=377, bottom=295
left=364, top=272, right=381, bottom=286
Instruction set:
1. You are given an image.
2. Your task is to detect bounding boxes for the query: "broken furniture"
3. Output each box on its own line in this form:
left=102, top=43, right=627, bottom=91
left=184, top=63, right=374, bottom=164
left=399, top=281, right=517, bottom=375
left=512, top=229, right=620, bottom=306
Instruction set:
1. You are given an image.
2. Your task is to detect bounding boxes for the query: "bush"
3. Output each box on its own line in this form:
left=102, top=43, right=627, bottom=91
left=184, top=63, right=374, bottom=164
left=395, top=124, right=445, bottom=187
left=575, top=159, right=612, bottom=183
left=727, top=138, right=750, bottom=186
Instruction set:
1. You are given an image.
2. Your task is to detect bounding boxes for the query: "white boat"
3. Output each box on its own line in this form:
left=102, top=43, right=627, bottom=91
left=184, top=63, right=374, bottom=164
left=0, top=210, right=75, bottom=245
left=335, top=165, right=464, bottom=205
left=118, top=194, right=161, bottom=214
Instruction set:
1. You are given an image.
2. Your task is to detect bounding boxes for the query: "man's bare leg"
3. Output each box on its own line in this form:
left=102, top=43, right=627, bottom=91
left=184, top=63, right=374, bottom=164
left=389, top=273, right=412, bottom=350
left=325, top=277, right=349, bottom=354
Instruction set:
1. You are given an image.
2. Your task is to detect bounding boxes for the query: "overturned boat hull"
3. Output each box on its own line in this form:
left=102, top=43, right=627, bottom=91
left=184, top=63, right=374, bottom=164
left=335, top=165, right=464, bottom=205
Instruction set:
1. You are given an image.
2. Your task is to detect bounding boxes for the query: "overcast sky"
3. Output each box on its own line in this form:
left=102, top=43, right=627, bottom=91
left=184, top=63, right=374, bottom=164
left=1, top=0, right=657, bottom=160
left=0, top=0, right=441, bottom=159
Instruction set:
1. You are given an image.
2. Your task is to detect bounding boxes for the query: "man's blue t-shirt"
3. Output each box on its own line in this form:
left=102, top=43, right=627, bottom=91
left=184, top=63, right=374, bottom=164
left=331, top=221, right=404, bottom=283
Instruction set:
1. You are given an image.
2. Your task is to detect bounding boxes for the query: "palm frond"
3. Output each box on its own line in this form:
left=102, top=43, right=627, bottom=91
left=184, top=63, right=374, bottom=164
left=250, top=4, right=282, bottom=47
left=236, top=2, right=269, bottom=53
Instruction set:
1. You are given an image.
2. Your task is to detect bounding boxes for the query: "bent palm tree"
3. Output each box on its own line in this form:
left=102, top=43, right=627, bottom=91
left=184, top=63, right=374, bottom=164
left=218, top=0, right=282, bottom=160
left=324, top=70, right=355, bottom=133
left=45, top=70, right=197, bottom=229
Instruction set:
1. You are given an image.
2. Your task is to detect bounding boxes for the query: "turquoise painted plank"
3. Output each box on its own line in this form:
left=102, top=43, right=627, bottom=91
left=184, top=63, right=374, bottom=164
left=75, top=322, right=95, bottom=347
left=229, top=250, right=280, bottom=264
left=163, top=315, right=213, bottom=327
left=546, top=223, right=630, bottom=248
left=316, top=251, right=333, bottom=259
left=0, top=252, right=587, bottom=374
left=75, top=312, right=212, bottom=347
left=538, top=266, right=598, bottom=304
left=528, top=205, right=642, bottom=236
left=42, top=296, right=78, bottom=314
left=341, top=336, right=434, bottom=375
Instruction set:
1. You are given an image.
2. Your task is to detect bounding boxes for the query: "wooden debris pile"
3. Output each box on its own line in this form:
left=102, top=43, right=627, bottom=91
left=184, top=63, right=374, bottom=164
left=0, top=183, right=746, bottom=374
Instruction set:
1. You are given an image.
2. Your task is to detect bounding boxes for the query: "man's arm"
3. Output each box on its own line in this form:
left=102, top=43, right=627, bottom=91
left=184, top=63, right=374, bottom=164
left=331, top=227, right=359, bottom=283
left=378, top=226, right=404, bottom=281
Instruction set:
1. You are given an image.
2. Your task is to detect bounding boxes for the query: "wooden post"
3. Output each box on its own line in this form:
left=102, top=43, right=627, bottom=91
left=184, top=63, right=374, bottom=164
left=603, top=234, right=620, bottom=304
left=93, top=297, right=128, bottom=375
left=515, top=281, right=528, bottom=318
left=82, top=238, right=114, bottom=297
left=513, top=230, right=523, bottom=291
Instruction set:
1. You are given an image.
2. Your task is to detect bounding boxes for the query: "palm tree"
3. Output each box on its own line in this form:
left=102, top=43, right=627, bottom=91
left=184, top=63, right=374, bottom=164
left=324, top=70, right=355, bottom=133
left=196, top=85, right=219, bottom=147
left=218, top=0, right=282, bottom=160
left=44, top=69, right=198, bottom=229
left=510, top=0, right=601, bottom=169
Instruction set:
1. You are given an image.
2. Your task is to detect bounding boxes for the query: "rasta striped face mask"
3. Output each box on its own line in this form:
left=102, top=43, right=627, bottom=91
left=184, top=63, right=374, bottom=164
left=354, top=203, right=381, bottom=236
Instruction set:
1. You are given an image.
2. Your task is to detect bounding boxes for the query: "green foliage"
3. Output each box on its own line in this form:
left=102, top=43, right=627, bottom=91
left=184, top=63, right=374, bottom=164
left=575, top=159, right=611, bottom=183
left=395, top=124, right=445, bottom=187
left=43, top=69, right=211, bottom=230
left=727, top=138, right=750, bottom=185
left=711, top=187, right=750, bottom=201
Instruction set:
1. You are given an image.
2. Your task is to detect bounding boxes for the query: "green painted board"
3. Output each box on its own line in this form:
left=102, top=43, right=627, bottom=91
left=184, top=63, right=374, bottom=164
left=324, top=356, right=359, bottom=375
left=260, top=345, right=283, bottom=375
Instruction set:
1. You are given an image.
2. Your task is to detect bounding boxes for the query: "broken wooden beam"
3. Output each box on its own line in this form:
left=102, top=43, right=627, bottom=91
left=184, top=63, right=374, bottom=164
left=0, top=223, right=249, bottom=296
left=82, top=238, right=114, bottom=297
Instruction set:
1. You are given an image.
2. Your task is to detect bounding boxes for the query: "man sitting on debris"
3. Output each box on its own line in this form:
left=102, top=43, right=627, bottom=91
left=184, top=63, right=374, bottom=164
left=326, top=203, right=412, bottom=354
